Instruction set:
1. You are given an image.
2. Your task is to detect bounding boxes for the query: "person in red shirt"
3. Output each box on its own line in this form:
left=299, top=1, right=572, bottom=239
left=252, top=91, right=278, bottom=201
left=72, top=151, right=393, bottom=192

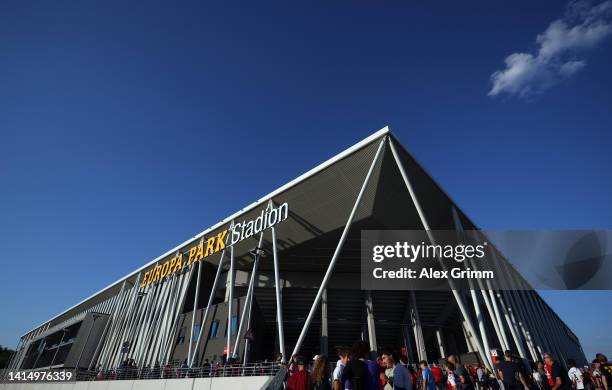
left=430, top=362, right=444, bottom=390
left=543, top=352, right=570, bottom=390
left=287, top=359, right=310, bottom=390
left=407, top=364, right=418, bottom=389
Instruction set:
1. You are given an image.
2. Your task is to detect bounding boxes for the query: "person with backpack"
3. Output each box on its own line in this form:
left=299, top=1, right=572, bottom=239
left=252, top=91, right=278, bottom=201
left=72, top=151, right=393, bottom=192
left=342, top=348, right=367, bottom=390
left=342, top=341, right=379, bottom=390
left=497, top=351, right=528, bottom=390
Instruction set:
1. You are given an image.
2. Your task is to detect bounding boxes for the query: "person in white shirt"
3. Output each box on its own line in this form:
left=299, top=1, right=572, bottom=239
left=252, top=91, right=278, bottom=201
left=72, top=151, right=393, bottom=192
left=333, top=347, right=350, bottom=390
left=567, top=359, right=584, bottom=390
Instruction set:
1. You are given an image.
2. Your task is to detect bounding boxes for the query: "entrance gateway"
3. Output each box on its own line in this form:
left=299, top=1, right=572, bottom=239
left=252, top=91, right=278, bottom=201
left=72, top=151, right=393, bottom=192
left=6, top=127, right=586, bottom=381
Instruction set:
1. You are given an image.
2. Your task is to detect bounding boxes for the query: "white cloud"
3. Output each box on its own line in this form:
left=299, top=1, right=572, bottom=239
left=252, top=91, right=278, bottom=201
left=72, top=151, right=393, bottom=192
left=488, top=0, right=612, bottom=98
left=558, top=59, right=587, bottom=76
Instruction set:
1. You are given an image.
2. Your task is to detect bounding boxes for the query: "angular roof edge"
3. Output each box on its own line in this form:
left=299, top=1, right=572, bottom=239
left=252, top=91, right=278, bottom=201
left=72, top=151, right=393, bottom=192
left=22, top=125, right=391, bottom=337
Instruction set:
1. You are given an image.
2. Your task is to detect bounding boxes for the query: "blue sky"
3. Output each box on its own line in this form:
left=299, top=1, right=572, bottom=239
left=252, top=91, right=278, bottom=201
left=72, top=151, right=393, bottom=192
left=1, top=1, right=611, bottom=359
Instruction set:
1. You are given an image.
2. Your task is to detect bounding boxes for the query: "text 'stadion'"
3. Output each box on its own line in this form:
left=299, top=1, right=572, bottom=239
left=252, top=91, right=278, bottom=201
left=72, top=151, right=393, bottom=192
left=140, top=203, right=288, bottom=287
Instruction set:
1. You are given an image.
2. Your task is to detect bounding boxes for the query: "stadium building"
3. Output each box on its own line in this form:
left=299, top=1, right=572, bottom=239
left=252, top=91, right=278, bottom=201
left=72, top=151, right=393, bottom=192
left=5, top=127, right=586, bottom=380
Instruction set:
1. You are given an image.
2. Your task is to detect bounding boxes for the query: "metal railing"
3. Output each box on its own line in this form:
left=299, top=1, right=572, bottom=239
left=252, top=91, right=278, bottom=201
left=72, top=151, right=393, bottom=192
left=76, top=362, right=282, bottom=381
left=1, top=362, right=282, bottom=383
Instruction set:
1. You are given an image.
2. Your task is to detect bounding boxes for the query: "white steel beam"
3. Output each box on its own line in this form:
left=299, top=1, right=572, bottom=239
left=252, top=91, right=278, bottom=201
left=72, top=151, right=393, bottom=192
left=232, top=233, right=264, bottom=358
left=163, top=268, right=194, bottom=364
left=88, top=280, right=127, bottom=370
left=189, top=248, right=227, bottom=367
left=389, top=138, right=493, bottom=371
left=227, top=244, right=235, bottom=359
left=410, top=290, right=427, bottom=361
left=271, top=224, right=286, bottom=363
left=290, top=137, right=386, bottom=358
left=187, top=258, right=203, bottom=366
left=365, top=291, right=377, bottom=354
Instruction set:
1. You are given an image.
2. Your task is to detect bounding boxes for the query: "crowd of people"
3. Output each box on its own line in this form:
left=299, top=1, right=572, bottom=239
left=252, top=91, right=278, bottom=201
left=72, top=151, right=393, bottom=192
left=282, top=341, right=612, bottom=390
left=85, top=345, right=611, bottom=390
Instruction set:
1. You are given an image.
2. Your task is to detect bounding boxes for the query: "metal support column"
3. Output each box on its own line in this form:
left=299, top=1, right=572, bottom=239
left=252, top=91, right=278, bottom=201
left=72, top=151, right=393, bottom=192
left=233, top=233, right=264, bottom=358
left=531, top=292, right=567, bottom=366
left=243, top=277, right=256, bottom=365
left=88, top=280, right=127, bottom=370
left=226, top=244, right=235, bottom=360
left=452, top=207, right=508, bottom=353
left=513, top=291, right=543, bottom=358
left=523, top=290, right=554, bottom=356
left=388, top=138, right=493, bottom=371
left=410, top=290, right=427, bottom=362
left=505, top=291, right=538, bottom=361
left=164, top=263, right=197, bottom=363
left=189, top=248, right=226, bottom=367
left=271, top=224, right=286, bottom=363
left=488, top=289, right=510, bottom=351
left=451, top=207, right=493, bottom=366
left=187, top=259, right=203, bottom=366
left=436, top=328, right=446, bottom=359
left=365, top=291, right=377, bottom=355
left=480, top=289, right=507, bottom=351
left=321, top=289, right=329, bottom=356
left=496, top=292, right=528, bottom=358
left=290, top=137, right=385, bottom=358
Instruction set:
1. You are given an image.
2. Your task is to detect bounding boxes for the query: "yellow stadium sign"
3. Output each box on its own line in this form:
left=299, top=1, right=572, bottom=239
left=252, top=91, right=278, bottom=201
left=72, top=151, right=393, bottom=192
left=140, top=202, right=288, bottom=288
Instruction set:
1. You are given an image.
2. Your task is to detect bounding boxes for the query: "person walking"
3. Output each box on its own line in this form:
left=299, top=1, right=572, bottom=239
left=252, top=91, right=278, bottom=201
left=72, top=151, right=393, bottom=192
left=342, top=341, right=379, bottom=390
left=381, top=348, right=413, bottom=390
left=447, top=355, right=473, bottom=390
left=591, top=361, right=606, bottom=390
left=342, top=345, right=366, bottom=390
left=476, top=365, right=486, bottom=390
left=288, top=358, right=310, bottom=390
left=568, top=359, right=585, bottom=390
left=383, top=359, right=395, bottom=390
left=543, top=352, right=571, bottom=390
left=420, top=361, right=438, bottom=390
left=595, top=355, right=611, bottom=390
left=311, top=354, right=332, bottom=390
left=289, top=355, right=300, bottom=377
left=446, top=362, right=458, bottom=390
left=534, top=362, right=547, bottom=390
left=497, top=351, right=528, bottom=390
left=430, top=362, right=445, bottom=390
left=333, top=347, right=350, bottom=390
